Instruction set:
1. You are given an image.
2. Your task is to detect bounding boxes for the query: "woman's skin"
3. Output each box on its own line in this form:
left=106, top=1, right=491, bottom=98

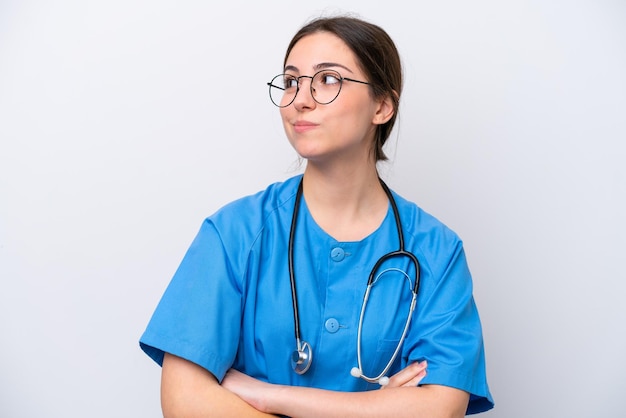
left=160, top=31, right=470, bottom=418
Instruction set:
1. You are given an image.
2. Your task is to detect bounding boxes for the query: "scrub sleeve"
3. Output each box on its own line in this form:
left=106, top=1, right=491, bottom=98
left=139, top=219, right=243, bottom=381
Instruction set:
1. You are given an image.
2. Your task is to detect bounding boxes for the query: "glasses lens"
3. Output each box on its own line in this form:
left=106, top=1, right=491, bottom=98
left=269, top=74, right=297, bottom=107
left=311, top=70, right=342, bottom=104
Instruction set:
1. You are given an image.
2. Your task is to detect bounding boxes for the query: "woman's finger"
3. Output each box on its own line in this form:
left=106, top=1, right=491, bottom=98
left=382, top=361, right=427, bottom=389
left=403, top=369, right=427, bottom=387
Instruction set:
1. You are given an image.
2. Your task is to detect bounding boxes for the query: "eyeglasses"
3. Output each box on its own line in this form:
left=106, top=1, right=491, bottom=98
left=267, top=69, right=371, bottom=107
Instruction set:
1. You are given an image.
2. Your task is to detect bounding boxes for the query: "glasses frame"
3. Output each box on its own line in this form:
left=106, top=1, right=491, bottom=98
left=267, top=69, right=371, bottom=108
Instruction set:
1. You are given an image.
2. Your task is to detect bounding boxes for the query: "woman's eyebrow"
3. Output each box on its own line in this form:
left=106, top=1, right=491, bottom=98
left=283, top=62, right=354, bottom=74
left=314, top=62, right=354, bottom=73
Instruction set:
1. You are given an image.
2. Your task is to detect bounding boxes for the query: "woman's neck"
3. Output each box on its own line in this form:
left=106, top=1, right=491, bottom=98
left=301, top=162, right=389, bottom=242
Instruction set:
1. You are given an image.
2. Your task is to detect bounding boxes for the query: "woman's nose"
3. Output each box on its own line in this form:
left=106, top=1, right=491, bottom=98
left=292, top=78, right=316, bottom=111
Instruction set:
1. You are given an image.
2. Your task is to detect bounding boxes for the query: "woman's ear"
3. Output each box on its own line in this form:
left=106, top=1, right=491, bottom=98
left=372, top=91, right=397, bottom=125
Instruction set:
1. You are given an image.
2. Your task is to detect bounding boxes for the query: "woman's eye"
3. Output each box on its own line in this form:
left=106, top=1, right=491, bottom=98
left=283, top=77, right=298, bottom=89
left=320, top=74, right=340, bottom=85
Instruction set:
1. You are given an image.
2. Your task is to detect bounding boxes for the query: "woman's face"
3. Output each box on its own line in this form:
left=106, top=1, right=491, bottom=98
left=280, top=32, right=388, bottom=165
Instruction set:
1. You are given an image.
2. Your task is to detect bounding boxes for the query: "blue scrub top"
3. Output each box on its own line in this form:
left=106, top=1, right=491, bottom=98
left=140, top=175, right=494, bottom=414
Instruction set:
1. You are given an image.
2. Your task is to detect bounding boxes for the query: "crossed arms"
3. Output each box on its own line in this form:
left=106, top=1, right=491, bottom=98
left=161, top=353, right=469, bottom=418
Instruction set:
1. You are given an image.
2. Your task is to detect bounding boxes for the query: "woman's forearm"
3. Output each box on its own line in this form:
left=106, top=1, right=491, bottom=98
left=161, top=353, right=276, bottom=418
left=221, top=363, right=468, bottom=418
left=265, top=384, right=469, bottom=418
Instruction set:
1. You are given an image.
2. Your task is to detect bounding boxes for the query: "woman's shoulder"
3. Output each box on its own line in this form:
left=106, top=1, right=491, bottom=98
left=390, top=189, right=464, bottom=260
left=392, top=191, right=459, bottom=236
left=389, top=190, right=469, bottom=286
left=206, top=175, right=301, bottom=235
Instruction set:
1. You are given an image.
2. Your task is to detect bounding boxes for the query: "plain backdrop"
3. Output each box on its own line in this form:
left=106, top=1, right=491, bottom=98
left=1, top=1, right=625, bottom=417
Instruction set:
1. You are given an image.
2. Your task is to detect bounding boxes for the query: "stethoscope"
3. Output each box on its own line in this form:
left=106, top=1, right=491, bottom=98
left=288, top=179, right=421, bottom=386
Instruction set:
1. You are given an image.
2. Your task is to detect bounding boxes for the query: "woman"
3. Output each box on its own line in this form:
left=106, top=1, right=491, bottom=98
left=140, top=15, right=494, bottom=417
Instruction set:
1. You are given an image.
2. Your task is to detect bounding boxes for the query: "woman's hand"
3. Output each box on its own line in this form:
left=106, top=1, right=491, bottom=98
left=381, top=361, right=427, bottom=389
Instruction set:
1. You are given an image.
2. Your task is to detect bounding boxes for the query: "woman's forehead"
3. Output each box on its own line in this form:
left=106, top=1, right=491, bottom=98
left=285, top=32, right=358, bottom=73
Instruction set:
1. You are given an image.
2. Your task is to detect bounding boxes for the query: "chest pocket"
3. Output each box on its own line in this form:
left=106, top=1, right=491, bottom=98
left=361, top=338, right=402, bottom=389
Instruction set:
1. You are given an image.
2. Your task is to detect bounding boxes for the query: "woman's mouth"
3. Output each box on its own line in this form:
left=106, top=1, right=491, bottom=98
left=293, top=121, right=318, bottom=133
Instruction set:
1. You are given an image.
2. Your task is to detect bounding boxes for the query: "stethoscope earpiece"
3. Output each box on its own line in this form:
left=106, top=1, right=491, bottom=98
left=350, top=367, right=390, bottom=386
left=378, top=376, right=390, bottom=386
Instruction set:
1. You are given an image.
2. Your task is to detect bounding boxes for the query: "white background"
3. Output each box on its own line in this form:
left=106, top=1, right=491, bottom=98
left=1, top=1, right=625, bottom=417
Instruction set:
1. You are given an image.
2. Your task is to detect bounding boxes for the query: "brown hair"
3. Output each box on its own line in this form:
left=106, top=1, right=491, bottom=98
left=284, top=16, right=403, bottom=161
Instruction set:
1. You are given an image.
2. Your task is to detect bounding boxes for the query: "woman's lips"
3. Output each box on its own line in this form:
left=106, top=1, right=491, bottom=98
left=293, top=121, right=318, bottom=133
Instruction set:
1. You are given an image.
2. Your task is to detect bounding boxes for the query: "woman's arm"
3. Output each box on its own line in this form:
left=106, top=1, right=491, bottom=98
left=161, top=353, right=277, bottom=418
left=270, top=384, right=468, bottom=418
left=222, top=362, right=469, bottom=418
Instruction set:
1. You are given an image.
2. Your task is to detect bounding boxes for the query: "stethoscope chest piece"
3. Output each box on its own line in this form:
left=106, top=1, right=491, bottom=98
left=291, top=340, right=312, bottom=374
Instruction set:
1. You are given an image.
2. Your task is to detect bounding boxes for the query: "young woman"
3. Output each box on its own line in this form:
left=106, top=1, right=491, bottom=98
left=140, top=16, right=494, bottom=417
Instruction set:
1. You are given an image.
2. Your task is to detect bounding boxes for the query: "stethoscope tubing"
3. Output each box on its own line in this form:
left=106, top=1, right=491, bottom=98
left=288, top=181, right=304, bottom=353
left=355, top=280, right=418, bottom=383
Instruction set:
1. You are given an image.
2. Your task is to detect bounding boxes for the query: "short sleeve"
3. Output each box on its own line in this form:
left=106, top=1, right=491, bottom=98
left=139, top=219, right=243, bottom=382
left=407, top=241, right=494, bottom=414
